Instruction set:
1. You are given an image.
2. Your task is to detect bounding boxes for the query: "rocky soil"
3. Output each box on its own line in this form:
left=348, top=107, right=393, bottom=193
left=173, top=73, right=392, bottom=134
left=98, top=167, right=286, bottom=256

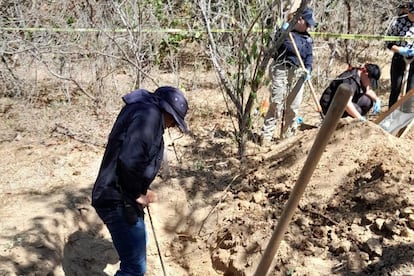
left=0, top=69, right=414, bottom=276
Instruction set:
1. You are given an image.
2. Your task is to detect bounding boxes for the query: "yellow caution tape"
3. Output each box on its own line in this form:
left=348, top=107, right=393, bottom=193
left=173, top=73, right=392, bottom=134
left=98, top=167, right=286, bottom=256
left=0, top=27, right=189, bottom=33
left=1, top=27, right=414, bottom=41
left=310, top=32, right=413, bottom=41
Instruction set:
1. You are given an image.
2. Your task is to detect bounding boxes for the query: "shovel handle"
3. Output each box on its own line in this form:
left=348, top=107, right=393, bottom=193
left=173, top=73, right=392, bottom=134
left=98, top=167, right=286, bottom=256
left=288, top=33, right=324, bottom=118
left=401, top=57, right=414, bottom=97
left=253, top=83, right=353, bottom=276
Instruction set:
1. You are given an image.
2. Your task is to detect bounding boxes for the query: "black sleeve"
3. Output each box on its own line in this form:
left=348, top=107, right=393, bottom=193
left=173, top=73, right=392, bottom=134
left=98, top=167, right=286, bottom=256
left=117, top=108, right=162, bottom=199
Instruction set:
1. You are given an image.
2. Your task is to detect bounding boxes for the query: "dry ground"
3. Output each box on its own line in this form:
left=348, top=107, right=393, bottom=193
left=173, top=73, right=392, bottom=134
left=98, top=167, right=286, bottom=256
left=0, top=66, right=414, bottom=276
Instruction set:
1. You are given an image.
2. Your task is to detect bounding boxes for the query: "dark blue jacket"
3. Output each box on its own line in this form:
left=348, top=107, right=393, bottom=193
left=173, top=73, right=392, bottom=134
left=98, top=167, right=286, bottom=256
left=92, top=89, right=164, bottom=208
left=274, top=30, right=313, bottom=72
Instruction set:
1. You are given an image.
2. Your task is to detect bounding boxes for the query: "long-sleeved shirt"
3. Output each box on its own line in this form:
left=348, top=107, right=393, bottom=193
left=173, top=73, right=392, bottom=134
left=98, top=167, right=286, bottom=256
left=386, top=15, right=414, bottom=50
left=92, top=89, right=164, bottom=208
left=274, top=30, right=313, bottom=72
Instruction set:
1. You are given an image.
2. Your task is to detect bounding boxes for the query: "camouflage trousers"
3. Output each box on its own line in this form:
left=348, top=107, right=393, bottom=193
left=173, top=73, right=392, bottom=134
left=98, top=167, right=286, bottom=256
left=262, top=60, right=304, bottom=141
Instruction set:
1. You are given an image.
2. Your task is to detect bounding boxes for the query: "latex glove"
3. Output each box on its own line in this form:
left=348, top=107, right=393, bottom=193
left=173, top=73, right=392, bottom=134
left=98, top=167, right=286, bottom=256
left=372, top=99, right=381, bottom=114
left=305, top=70, right=311, bottom=81
left=359, top=116, right=367, bottom=122
left=281, top=22, right=289, bottom=31
left=398, top=47, right=411, bottom=57
left=408, top=49, right=414, bottom=57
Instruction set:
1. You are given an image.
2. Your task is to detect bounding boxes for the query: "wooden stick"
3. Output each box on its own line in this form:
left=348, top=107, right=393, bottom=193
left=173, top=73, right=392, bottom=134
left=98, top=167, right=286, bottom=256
left=290, top=0, right=301, bottom=12
left=401, top=57, right=414, bottom=97
left=253, top=84, right=353, bottom=276
left=374, top=89, right=414, bottom=124
left=399, top=118, right=414, bottom=137
left=288, top=32, right=324, bottom=118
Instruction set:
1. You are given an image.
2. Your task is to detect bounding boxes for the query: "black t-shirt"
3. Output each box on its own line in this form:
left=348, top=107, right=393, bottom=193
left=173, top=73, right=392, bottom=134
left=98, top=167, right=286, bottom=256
left=319, top=69, right=364, bottom=114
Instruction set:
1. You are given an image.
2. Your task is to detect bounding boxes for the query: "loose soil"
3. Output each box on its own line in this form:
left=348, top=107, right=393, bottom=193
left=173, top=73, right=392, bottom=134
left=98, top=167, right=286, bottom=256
left=1, top=68, right=414, bottom=276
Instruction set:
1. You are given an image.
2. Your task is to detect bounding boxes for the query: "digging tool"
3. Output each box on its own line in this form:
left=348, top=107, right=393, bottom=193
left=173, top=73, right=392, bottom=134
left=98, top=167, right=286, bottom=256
left=253, top=84, right=353, bottom=276
left=147, top=206, right=167, bottom=276
left=401, top=57, right=414, bottom=98
left=375, top=89, right=414, bottom=124
left=399, top=113, right=414, bottom=137
left=375, top=89, right=414, bottom=137
left=288, top=32, right=324, bottom=120
left=280, top=73, right=306, bottom=137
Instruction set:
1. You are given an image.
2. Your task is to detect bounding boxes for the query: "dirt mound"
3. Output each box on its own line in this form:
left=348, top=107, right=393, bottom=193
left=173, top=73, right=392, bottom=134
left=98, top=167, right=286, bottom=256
left=182, top=118, right=414, bottom=275
left=1, top=84, right=414, bottom=275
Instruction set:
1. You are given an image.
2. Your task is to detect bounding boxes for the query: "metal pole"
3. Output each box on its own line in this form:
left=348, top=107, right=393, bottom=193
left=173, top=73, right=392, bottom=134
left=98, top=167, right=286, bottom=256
left=147, top=206, right=167, bottom=276
left=253, top=84, right=353, bottom=276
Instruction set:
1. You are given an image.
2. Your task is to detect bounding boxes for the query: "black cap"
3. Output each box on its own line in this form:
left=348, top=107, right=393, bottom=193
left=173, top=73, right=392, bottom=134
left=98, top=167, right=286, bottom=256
left=409, top=1, right=414, bottom=13
left=154, top=86, right=189, bottom=133
left=365, top=63, right=381, bottom=90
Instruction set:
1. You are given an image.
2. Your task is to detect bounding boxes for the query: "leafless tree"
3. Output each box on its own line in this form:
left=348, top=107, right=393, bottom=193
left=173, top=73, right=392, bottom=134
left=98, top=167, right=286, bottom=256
left=0, top=0, right=407, bottom=153
left=313, top=0, right=403, bottom=79
left=0, top=0, right=192, bottom=102
left=197, top=0, right=308, bottom=158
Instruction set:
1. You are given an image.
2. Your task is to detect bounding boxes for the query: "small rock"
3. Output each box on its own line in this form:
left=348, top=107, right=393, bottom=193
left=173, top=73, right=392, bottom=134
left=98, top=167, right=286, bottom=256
left=0, top=98, right=13, bottom=114
left=363, top=192, right=379, bottom=204
left=384, top=218, right=399, bottom=235
left=329, top=230, right=340, bottom=244
left=211, top=249, right=230, bottom=272
left=363, top=213, right=376, bottom=224
left=238, top=200, right=250, bottom=210
left=364, top=238, right=382, bottom=257
left=252, top=191, right=265, bottom=203
left=401, top=226, right=414, bottom=237
left=360, top=251, right=370, bottom=261
left=254, top=171, right=267, bottom=182
left=408, top=214, right=414, bottom=229
left=375, top=218, right=385, bottom=231
left=237, top=191, right=248, bottom=200
left=333, top=240, right=352, bottom=254
left=295, top=216, right=311, bottom=228
left=350, top=224, right=365, bottom=235
left=401, top=207, right=414, bottom=216
left=395, top=209, right=401, bottom=217
left=347, top=251, right=368, bottom=272
left=353, top=217, right=362, bottom=225
left=228, top=250, right=246, bottom=275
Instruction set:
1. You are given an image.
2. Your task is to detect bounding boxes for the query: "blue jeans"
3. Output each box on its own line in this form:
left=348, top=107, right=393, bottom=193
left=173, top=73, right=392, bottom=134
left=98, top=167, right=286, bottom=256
left=96, top=206, right=147, bottom=276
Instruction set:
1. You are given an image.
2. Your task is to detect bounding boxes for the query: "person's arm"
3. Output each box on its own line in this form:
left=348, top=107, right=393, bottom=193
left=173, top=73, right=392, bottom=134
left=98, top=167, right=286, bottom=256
left=365, top=88, right=379, bottom=102
left=344, top=97, right=363, bottom=120
left=389, top=44, right=410, bottom=55
left=365, top=88, right=382, bottom=114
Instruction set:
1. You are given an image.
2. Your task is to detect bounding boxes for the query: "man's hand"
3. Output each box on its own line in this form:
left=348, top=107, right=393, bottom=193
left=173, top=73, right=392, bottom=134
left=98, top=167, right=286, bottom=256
left=136, top=190, right=157, bottom=206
